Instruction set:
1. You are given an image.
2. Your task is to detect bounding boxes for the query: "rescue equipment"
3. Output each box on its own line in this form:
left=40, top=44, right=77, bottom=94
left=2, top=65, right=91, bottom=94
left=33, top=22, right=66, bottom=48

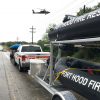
left=48, top=8, right=100, bottom=41
left=54, top=57, right=100, bottom=100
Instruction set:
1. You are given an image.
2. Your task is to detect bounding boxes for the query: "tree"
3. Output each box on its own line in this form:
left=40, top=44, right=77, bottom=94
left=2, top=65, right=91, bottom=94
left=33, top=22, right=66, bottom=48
left=77, top=2, right=100, bottom=16
left=77, top=7, right=92, bottom=16
left=37, top=23, right=57, bottom=52
left=46, top=23, right=56, bottom=33
left=93, top=2, right=100, bottom=10
left=1, top=42, right=6, bottom=45
left=75, top=2, right=100, bottom=61
left=42, top=33, right=50, bottom=42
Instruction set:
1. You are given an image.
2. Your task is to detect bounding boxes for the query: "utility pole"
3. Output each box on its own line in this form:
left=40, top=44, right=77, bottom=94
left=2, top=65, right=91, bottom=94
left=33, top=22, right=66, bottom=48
left=30, top=26, right=36, bottom=44
left=16, top=37, right=19, bottom=44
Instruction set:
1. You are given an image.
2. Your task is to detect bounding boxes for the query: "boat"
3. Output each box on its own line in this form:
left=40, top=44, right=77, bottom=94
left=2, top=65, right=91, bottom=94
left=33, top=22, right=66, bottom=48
left=48, top=8, right=100, bottom=41
left=10, top=44, right=20, bottom=50
left=54, top=57, right=100, bottom=100
left=10, top=44, right=21, bottom=58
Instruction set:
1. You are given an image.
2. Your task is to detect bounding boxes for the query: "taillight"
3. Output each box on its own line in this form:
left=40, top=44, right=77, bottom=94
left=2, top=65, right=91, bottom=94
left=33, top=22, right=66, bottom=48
left=22, top=55, right=27, bottom=61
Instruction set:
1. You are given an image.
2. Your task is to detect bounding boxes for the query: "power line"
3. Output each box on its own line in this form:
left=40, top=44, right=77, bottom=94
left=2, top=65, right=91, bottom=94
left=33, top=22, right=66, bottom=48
left=35, top=0, right=90, bottom=30
left=36, top=0, right=77, bottom=28
left=35, top=0, right=95, bottom=33
left=50, top=0, right=94, bottom=23
left=53, top=0, right=95, bottom=24
left=37, top=0, right=95, bottom=31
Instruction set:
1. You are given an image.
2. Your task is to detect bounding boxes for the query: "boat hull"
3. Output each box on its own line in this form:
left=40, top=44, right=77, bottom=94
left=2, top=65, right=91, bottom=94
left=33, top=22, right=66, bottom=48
left=48, top=9, right=100, bottom=41
left=54, top=57, right=100, bottom=100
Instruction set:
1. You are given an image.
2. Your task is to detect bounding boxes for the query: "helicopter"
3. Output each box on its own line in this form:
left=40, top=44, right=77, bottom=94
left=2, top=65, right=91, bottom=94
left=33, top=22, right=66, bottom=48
left=32, top=9, right=50, bottom=15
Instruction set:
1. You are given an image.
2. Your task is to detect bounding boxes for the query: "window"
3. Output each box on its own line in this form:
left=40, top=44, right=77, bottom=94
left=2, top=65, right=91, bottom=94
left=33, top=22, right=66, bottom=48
left=21, top=46, right=41, bottom=52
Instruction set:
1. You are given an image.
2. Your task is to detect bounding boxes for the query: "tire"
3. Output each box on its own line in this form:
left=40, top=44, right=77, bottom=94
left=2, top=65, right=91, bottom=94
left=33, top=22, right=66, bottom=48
left=19, top=61, right=23, bottom=72
left=52, top=96, right=62, bottom=100
left=14, top=58, right=17, bottom=66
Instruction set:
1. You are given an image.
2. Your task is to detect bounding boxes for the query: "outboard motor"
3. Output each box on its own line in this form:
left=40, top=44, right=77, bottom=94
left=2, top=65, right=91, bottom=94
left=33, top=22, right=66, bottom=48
left=62, top=15, right=76, bottom=23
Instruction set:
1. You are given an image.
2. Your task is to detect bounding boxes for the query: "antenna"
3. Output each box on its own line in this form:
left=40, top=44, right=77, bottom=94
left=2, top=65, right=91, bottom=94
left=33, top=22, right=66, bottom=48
left=83, top=5, right=85, bottom=14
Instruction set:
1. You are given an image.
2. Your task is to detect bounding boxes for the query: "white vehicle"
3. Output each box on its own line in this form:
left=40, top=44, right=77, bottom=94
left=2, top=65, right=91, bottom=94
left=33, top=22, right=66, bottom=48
left=14, top=44, right=50, bottom=72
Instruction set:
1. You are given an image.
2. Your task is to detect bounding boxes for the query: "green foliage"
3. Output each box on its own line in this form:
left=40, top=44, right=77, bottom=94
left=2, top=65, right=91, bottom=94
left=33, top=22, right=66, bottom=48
left=93, top=3, right=100, bottom=10
left=77, top=7, right=93, bottom=16
left=53, top=46, right=58, bottom=56
left=71, top=47, right=100, bottom=63
left=42, top=33, right=50, bottom=42
left=2, top=2, right=100, bottom=62
left=37, top=40, right=50, bottom=52
left=1, top=42, right=6, bottom=45
left=72, top=49, right=85, bottom=59
left=71, top=2, right=100, bottom=63
left=1, top=41, right=36, bottom=50
left=77, top=2, right=100, bottom=16
left=46, top=23, right=56, bottom=33
left=37, top=23, right=57, bottom=52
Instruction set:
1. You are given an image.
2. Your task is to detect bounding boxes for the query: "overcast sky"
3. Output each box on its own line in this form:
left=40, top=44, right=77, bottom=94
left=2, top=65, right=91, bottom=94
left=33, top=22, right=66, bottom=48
left=0, top=0, right=100, bottom=43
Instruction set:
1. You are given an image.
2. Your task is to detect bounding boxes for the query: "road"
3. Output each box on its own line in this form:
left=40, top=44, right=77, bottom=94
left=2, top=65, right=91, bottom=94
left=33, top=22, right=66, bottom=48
left=0, top=44, right=87, bottom=100
left=0, top=51, right=52, bottom=100
left=0, top=45, right=3, bottom=50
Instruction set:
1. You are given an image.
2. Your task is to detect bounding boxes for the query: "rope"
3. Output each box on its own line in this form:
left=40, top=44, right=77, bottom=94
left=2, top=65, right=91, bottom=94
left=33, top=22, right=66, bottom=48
left=52, top=68, right=100, bottom=84
left=67, top=56, right=70, bottom=60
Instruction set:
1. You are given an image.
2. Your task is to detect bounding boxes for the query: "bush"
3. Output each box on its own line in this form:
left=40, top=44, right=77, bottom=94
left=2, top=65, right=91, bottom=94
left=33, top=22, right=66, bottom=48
left=72, top=49, right=85, bottom=59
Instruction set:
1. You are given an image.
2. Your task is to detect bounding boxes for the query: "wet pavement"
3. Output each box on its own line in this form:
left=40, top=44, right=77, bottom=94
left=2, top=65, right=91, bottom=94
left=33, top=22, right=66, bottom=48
left=0, top=49, right=87, bottom=100
left=0, top=51, right=52, bottom=100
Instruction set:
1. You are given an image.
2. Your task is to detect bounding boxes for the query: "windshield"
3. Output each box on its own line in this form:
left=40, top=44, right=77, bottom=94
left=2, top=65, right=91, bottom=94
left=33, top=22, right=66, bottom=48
left=21, top=46, right=41, bottom=52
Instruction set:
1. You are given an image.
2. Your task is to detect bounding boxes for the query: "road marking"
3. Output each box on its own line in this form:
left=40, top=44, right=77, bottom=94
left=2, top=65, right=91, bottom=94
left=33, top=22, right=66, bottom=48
left=3, top=52, right=10, bottom=60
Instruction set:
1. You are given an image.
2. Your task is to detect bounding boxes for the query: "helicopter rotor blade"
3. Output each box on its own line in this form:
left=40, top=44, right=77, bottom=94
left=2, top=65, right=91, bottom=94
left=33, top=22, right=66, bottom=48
left=37, top=8, right=44, bottom=10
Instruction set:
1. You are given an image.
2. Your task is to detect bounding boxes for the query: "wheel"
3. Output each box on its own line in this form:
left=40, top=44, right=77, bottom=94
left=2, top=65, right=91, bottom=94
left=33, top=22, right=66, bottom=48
left=52, top=96, right=62, bottom=100
left=14, top=58, right=17, bottom=66
left=19, top=61, right=23, bottom=72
